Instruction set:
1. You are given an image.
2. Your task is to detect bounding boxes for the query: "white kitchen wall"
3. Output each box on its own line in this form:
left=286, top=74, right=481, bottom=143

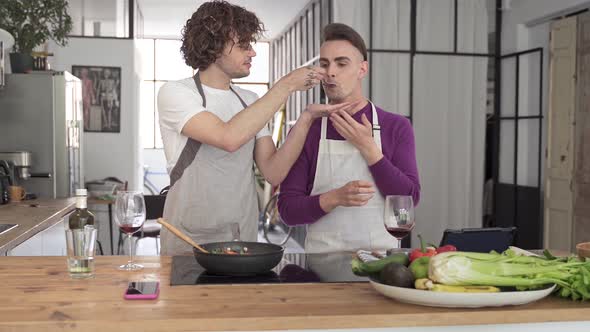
left=501, top=0, right=590, bottom=53
left=48, top=37, right=142, bottom=191
left=498, top=0, right=590, bottom=186
left=47, top=37, right=142, bottom=254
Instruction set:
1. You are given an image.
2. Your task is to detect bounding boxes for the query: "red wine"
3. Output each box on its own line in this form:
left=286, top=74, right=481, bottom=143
left=386, top=225, right=414, bottom=239
left=120, top=224, right=142, bottom=234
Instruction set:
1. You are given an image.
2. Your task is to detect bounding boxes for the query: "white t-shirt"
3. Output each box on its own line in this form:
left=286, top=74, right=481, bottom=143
left=157, top=77, right=271, bottom=173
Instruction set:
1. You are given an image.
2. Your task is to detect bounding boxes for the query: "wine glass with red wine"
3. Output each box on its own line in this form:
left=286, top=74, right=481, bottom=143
left=384, top=195, right=415, bottom=249
left=114, top=191, right=146, bottom=271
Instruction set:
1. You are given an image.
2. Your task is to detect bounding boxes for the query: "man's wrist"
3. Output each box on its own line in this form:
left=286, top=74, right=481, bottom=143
left=298, top=111, right=313, bottom=126
left=361, top=143, right=383, bottom=166
left=276, top=77, right=295, bottom=94
left=319, top=191, right=339, bottom=213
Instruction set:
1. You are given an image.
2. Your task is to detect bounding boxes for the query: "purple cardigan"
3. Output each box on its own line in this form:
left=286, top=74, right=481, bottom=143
left=277, top=103, right=421, bottom=226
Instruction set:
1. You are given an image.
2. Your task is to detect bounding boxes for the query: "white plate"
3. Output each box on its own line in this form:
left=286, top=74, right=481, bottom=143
left=369, top=279, right=556, bottom=308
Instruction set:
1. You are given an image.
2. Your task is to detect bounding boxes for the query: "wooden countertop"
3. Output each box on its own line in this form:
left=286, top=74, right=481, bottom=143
left=0, top=256, right=589, bottom=331
left=0, top=198, right=75, bottom=254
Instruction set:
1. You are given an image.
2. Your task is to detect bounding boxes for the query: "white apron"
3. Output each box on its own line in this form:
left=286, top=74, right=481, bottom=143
left=160, top=73, right=259, bottom=255
left=305, top=102, right=395, bottom=253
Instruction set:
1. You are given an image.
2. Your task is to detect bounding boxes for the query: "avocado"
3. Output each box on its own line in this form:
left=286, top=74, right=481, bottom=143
left=379, top=262, right=415, bottom=288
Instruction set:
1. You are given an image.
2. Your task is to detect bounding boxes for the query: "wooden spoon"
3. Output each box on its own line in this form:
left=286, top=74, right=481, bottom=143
left=157, top=218, right=209, bottom=253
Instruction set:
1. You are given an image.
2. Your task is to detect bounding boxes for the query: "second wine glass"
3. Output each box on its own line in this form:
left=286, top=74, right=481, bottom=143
left=115, top=191, right=146, bottom=271
left=384, top=195, right=415, bottom=249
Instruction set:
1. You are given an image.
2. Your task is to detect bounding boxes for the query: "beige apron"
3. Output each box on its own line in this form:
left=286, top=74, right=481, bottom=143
left=160, top=73, right=259, bottom=255
left=305, top=102, right=395, bottom=253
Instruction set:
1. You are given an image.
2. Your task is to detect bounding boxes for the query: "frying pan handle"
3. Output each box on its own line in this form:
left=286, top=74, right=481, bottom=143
left=156, top=218, right=209, bottom=253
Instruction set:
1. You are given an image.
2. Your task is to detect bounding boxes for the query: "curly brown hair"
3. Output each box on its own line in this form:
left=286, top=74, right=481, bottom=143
left=180, top=0, right=265, bottom=70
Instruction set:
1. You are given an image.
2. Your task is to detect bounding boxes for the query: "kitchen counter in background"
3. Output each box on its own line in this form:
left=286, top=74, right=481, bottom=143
left=0, top=256, right=589, bottom=331
left=0, top=198, right=75, bottom=255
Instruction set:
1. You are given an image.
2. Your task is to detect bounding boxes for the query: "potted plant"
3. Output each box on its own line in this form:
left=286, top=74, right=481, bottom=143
left=0, top=0, right=72, bottom=73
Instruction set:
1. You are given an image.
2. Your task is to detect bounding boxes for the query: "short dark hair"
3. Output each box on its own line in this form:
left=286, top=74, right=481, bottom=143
left=180, top=0, right=265, bottom=70
left=322, top=23, right=367, bottom=61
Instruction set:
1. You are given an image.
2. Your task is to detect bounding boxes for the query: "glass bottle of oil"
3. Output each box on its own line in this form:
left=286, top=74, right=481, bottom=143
left=65, top=189, right=97, bottom=278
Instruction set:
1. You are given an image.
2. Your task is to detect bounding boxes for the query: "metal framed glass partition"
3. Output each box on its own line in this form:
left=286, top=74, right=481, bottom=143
left=270, top=0, right=331, bottom=245
left=270, top=0, right=331, bottom=139
left=361, top=0, right=497, bottom=248
left=270, top=0, right=547, bottom=249
left=494, top=48, right=544, bottom=249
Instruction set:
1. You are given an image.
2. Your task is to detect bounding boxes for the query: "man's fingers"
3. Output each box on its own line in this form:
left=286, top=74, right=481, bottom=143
left=338, top=109, right=359, bottom=126
left=331, top=113, right=354, bottom=137
left=354, top=180, right=374, bottom=188
left=306, top=66, right=326, bottom=80
left=347, top=195, right=373, bottom=206
left=331, top=120, right=351, bottom=139
left=309, top=65, right=326, bottom=75
left=346, top=184, right=374, bottom=194
left=357, top=194, right=374, bottom=202
left=357, top=187, right=375, bottom=194
left=330, top=112, right=354, bottom=129
left=334, top=110, right=363, bottom=131
left=361, top=113, right=371, bottom=127
left=343, top=100, right=364, bottom=112
left=304, top=78, right=321, bottom=88
left=307, top=102, right=352, bottom=116
left=324, top=102, right=352, bottom=111
left=310, top=71, right=326, bottom=80
left=323, top=100, right=362, bottom=114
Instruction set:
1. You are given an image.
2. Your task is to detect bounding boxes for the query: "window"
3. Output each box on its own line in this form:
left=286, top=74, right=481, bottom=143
left=138, top=39, right=270, bottom=149
left=68, top=0, right=132, bottom=38
left=137, top=39, right=191, bottom=149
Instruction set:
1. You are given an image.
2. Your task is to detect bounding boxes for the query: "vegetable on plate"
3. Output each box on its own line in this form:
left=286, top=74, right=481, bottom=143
left=428, top=249, right=590, bottom=301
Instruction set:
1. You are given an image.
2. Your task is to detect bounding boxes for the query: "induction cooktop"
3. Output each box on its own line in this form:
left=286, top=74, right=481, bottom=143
left=170, top=252, right=368, bottom=286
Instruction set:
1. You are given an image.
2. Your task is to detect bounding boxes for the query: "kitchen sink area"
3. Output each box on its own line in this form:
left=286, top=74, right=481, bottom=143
left=0, top=223, right=17, bottom=235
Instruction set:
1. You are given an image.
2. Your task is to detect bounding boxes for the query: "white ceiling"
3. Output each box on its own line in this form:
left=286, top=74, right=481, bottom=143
left=136, top=0, right=311, bottom=40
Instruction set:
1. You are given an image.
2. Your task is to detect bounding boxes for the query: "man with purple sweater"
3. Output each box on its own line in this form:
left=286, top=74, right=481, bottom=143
left=278, top=23, right=421, bottom=253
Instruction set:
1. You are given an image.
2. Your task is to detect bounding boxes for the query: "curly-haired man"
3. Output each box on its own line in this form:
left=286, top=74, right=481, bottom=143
left=157, top=1, right=355, bottom=254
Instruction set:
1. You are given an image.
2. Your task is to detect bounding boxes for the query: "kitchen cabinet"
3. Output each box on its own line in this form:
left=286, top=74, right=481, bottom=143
left=8, top=217, right=67, bottom=256
left=0, top=198, right=75, bottom=255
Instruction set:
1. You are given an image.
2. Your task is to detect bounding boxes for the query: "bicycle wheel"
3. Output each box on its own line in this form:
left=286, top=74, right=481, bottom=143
left=143, top=182, right=156, bottom=195
left=261, top=194, right=292, bottom=246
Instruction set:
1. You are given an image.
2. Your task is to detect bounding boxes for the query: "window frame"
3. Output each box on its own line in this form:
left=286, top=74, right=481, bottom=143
left=140, top=38, right=271, bottom=149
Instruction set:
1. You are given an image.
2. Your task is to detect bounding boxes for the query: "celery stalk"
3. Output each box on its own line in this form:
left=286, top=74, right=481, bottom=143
left=429, top=250, right=590, bottom=301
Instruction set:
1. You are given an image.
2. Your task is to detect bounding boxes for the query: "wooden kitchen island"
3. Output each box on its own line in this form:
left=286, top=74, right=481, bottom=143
left=0, top=256, right=589, bottom=331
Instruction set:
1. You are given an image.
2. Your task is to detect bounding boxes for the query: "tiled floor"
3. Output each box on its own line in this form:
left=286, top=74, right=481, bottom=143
left=131, top=226, right=304, bottom=256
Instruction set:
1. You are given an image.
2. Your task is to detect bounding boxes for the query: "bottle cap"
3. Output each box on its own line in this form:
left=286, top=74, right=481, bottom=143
left=75, top=188, right=87, bottom=196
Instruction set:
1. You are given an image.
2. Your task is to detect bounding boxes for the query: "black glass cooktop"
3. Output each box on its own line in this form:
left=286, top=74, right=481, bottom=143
left=170, top=252, right=368, bottom=286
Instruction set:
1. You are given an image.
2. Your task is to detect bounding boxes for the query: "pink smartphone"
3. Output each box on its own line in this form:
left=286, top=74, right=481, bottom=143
left=124, top=281, right=160, bottom=300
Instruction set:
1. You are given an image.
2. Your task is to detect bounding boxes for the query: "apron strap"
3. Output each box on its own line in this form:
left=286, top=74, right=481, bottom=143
left=169, top=138, right=202, bottom=187
left=193, top=72, right=208, bottom=107
left=320, top=117, right=328, bottom=139
left=370, top=102, right=382, bottom=152
left=230, top=85, right=248, bottom=108
left=169, top=72, right=248, bottom=187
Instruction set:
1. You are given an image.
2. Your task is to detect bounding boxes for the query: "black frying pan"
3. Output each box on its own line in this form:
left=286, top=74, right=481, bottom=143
left=193, top=241, right=284, bottom=276
left=158, top=219, right=284, bottom=276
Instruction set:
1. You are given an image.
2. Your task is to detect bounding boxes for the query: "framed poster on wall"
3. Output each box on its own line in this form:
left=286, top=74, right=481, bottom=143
left=72, top=65, right=121, bottom=133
